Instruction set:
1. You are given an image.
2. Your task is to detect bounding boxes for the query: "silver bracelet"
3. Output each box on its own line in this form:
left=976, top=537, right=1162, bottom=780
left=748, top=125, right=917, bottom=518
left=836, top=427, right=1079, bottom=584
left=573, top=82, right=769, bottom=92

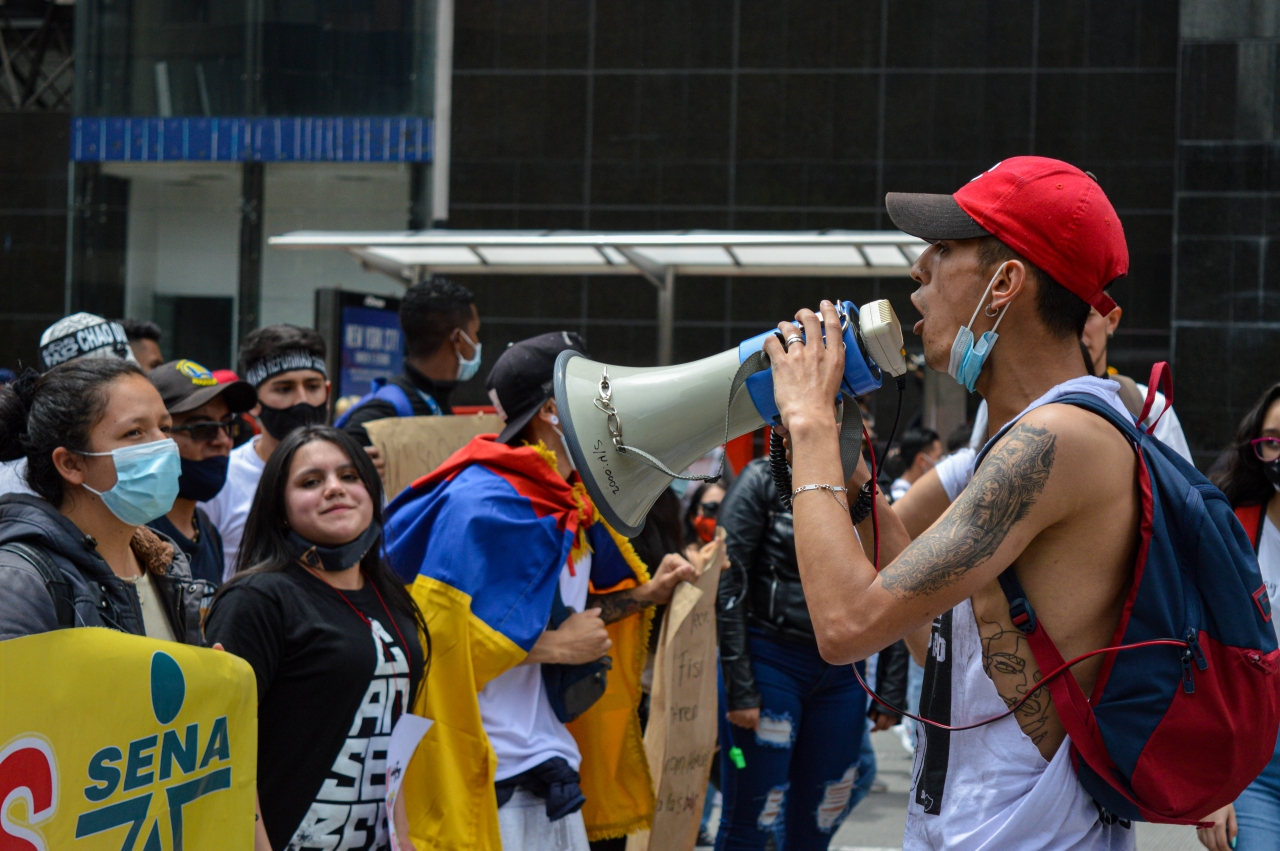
left=791, top=483, right=850, bottom=511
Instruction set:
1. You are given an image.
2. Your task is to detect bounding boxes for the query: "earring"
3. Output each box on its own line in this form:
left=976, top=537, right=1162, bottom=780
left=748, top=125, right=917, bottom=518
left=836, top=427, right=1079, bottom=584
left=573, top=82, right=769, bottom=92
left=984, top=304, right=999, bottom=317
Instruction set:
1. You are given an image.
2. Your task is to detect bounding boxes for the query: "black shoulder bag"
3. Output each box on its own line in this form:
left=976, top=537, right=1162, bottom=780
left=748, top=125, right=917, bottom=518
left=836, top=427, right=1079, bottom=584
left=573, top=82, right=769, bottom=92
left=1, top=542, right=77, bottom=628
left=541, top=585, right=612, bottom=724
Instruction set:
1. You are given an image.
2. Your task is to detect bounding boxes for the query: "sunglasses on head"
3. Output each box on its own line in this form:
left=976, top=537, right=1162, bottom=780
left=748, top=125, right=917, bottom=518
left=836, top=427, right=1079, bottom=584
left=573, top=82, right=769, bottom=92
left=171, top=417, right=245, bottom=443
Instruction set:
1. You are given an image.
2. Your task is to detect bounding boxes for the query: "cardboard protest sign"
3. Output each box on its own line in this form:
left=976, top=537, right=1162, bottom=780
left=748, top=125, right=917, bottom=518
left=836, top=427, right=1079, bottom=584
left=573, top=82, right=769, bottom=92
left=627, top=533, right=727, bottom=851
left=364, top=414, right=504, bottom=500
left=0, top=629, right=257, bottom=851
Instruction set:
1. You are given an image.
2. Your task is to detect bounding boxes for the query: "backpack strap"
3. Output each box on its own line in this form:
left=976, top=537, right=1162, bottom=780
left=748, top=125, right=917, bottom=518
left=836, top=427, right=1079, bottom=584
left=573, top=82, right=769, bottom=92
left=0, top=542, right=76, bottom=628
left=995, top=566, right=1194, bottom=823
left=1236, top=503, right=1266, bottom=553
left=333, top=376, right=418, bottom=427
left=1136, top=362, right=1173, bottom=436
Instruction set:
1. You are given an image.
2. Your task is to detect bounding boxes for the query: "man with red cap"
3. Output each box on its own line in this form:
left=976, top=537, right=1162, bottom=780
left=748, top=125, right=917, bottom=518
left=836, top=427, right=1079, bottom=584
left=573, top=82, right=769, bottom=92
left=768, top=157, right=1139, bottom=848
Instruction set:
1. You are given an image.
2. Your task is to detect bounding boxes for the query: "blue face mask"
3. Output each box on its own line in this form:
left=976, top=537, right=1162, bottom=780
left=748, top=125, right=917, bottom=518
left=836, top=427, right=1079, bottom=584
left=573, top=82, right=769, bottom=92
left=456, top=330, right=482, bottom=382
left=81, top=439, right=181, bottom=526
left=947, top=266, right=1011, bottom=393
left=178, top=454, right=229, bottom=502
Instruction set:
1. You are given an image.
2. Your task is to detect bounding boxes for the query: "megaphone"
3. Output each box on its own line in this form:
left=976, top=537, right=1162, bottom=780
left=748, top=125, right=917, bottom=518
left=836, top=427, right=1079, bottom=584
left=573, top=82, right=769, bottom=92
left=554, top=300, right=906, bottom=535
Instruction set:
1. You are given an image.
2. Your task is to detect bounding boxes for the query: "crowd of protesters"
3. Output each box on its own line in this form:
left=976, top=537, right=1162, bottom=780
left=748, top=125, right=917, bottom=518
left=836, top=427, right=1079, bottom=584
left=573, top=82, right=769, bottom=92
left=0, top=170, right=1277, bottom=851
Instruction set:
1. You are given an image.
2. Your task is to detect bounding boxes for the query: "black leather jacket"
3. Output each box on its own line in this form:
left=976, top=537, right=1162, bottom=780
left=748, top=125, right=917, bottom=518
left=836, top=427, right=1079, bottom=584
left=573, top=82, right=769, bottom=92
left=716, top=458, right=909, bottom=716
left=0, top=494, right=211, bottom=643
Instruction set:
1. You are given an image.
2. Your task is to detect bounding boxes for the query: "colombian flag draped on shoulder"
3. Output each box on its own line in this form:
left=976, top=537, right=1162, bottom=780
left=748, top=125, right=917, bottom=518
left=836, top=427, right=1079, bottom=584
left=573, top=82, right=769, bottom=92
left=384, top=434, right=655, bottom=850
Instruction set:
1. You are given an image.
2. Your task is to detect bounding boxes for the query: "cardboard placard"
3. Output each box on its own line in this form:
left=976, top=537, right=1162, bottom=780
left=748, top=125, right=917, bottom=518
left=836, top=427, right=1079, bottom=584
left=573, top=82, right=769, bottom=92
left=363, top=414, right=504, bottom=499
left=627, top=533, right=727, bottom=851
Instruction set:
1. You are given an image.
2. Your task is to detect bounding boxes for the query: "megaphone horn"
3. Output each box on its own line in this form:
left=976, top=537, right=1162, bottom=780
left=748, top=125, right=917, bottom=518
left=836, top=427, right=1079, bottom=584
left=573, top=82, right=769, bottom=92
left=555, top=300, right=905, bottom=535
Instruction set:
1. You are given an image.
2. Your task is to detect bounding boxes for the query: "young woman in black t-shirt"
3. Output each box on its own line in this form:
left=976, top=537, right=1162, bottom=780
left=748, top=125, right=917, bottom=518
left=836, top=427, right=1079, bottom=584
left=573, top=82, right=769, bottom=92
left=205, top=425, right=428, bottom=851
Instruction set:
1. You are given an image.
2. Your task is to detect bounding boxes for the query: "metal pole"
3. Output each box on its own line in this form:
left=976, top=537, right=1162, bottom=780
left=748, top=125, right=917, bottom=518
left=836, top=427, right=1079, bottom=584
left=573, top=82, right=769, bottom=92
left=237, top=162, right=265, bottom=347
left=431, top=0, right=454, bottom=227
left=657, top=267, right=674, bottom=366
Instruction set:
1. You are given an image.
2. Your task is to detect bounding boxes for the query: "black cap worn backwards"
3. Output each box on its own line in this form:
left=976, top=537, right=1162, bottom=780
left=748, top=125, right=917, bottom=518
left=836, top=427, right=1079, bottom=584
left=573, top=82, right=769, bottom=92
left=150, top=359, right=258, bottom=415
left=486, top=331, right=588, bottom=445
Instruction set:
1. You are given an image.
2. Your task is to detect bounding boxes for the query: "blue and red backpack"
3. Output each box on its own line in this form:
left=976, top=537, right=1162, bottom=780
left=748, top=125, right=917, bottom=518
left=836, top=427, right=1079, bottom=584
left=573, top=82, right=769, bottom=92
left=984, top=371, right=1280, bottom=824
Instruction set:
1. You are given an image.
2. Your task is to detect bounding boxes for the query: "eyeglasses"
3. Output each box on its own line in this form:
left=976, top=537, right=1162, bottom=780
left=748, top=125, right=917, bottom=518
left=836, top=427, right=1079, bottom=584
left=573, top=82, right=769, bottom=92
left=699, top=500, right=721, bottom=518
left=1251, top=437, right=1280, bottom=462
left=171, top=417, right=244, bottom=443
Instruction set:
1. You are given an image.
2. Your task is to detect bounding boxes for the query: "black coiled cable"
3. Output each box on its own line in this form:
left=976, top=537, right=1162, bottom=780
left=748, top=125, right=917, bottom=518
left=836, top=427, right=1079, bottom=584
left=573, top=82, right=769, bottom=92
left=769, top=428, right=793, bottom=510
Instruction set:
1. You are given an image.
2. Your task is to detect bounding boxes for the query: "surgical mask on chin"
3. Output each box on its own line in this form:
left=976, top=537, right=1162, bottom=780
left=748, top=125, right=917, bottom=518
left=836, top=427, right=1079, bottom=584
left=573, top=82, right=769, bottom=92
left=288, top=522, right=382, bottom=572
left=947, top=266, right=1011, bottom=393
left=81, top=439, right=181, bottom=526
left=178, top=454, right=230, bottom=502
left=258, top=401, right=327, bottom=440
left=456, top=330, right=483, bottom=382
left=549, top=414, right=576, bottom=472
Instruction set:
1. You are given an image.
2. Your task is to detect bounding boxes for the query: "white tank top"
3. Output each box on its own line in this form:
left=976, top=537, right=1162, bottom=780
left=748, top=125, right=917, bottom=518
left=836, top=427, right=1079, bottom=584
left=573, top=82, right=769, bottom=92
left=904, top=378, right=1139, bottom=850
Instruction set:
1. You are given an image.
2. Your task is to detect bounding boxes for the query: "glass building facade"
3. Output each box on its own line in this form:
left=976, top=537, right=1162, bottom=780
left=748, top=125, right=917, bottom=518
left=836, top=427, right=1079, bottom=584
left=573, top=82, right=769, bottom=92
left=1, top=0, right=1275, bottom=467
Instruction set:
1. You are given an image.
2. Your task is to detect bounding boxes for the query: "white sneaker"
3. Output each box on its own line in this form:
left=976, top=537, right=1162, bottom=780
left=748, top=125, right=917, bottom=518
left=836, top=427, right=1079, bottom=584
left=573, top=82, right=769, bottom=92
left=891, top=722, right=915, bottom=755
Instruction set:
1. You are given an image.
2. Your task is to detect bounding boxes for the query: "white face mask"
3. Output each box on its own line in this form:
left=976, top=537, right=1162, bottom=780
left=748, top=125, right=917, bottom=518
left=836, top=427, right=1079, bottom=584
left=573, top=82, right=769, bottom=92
left=549, top=414, right=576, bottom=471
left=455, top=330, right=482, bottom=382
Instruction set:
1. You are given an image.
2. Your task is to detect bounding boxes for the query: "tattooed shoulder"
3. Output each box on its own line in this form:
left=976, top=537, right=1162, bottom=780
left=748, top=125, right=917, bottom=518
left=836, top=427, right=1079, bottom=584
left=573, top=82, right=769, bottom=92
left=880, top=423, right=1057, bottom=599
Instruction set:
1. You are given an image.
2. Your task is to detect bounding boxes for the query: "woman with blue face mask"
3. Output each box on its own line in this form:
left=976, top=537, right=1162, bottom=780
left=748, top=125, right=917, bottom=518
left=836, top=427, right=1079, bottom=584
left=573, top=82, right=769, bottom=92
left=0, top=358, right=211, bottom=644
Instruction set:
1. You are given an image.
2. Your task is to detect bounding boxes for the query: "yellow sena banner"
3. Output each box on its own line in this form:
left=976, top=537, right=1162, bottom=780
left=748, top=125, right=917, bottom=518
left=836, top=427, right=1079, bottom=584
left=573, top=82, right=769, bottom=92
left=0, top=628, right=257, bottom=851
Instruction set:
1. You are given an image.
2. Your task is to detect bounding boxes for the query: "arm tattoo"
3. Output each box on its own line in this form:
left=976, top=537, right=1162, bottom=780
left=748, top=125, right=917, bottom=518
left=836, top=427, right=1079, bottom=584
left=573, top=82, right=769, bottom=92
left=977, top=614, right=1052, bottom=745
left=881, top=423, right=1057, bottom=599
left=587, top=589, right=652, bottom=624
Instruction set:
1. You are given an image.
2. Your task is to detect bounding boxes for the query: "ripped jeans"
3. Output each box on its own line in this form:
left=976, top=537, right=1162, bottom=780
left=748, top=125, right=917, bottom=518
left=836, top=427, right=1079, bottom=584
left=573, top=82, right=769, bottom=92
left=716, top=630, right=867, bottom=850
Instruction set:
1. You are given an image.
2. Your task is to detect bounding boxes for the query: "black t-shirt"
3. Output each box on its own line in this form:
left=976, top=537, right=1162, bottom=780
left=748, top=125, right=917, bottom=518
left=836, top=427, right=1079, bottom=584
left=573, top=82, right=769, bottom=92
left=205, top=565, right=424, bottom=851
left=342, top=364, right=456, bottom=447
left=149, top=508, right=224, bottom=587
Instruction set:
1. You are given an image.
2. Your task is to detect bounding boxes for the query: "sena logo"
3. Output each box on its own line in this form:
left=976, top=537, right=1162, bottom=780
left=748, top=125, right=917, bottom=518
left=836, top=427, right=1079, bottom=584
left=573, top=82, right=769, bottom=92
left=0, top=736, right=58, bottom=851
left=1, top=651, right=233, bottom=851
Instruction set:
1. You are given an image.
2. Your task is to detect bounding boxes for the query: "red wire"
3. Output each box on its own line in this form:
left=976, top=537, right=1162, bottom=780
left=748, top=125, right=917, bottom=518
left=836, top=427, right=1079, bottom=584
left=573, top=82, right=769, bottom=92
left=862, top=423, right=880, bottom=570
left=857, top=637, right=1189, bottom=732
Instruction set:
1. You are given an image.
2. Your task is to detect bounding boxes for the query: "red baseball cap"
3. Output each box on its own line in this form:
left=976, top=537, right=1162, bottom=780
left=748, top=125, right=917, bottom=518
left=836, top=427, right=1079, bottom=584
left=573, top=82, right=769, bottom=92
left=885, top=156, right=1127, bottom=315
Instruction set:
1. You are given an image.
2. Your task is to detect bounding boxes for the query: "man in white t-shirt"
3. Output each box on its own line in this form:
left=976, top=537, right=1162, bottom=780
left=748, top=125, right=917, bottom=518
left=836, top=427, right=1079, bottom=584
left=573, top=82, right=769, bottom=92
left=201, top=324, right=330, bottom=580
left=889, top=428, right=944, bottom=502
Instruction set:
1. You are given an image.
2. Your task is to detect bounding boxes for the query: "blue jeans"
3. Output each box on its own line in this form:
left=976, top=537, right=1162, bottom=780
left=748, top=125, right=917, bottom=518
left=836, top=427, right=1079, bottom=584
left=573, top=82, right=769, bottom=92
left=1236, top=735, right=1280, bottom=850
left=716, top=632, right=867, bottom=850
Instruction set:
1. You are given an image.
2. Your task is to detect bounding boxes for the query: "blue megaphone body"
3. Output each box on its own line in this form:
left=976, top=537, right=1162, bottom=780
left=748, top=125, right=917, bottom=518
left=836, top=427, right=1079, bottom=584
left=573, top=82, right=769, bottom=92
left=737, top=300, right=886, bottom=424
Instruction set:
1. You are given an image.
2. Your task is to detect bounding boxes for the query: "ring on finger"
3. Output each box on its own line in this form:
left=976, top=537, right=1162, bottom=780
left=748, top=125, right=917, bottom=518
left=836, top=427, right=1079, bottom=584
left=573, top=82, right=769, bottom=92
left=784, top=334, right=804, bottom=349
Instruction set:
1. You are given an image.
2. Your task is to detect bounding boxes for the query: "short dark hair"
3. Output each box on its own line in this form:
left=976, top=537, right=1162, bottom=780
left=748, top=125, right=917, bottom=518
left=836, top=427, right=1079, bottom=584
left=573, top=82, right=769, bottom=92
left=400, top=277, right=476, bottom=359
left=238, top=324, right=326, bottom=377
left=900, top=428, right=941, bottom=469
left=976, top=236, right=1091, bottom=340
left=119, top=318, right=162, bottom=343
left=1212, top=382, right=1280, bottom=508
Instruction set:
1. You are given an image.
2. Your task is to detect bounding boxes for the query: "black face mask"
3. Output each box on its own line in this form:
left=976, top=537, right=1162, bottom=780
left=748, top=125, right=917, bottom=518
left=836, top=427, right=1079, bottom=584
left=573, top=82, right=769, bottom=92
left=177, top=455, right=229, bottom=502
left=288, top=522, right=382, bottom=572
left=1264, top=458, right=1280, bottom=491
left=258, top=401, right=327, bottom=440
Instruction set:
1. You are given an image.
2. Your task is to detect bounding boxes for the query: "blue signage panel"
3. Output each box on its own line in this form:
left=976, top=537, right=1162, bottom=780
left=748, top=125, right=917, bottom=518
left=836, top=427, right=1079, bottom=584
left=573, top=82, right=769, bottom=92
left=71, top=116, right=432, bottom=163
left=339, top=305, right=404, bottom=399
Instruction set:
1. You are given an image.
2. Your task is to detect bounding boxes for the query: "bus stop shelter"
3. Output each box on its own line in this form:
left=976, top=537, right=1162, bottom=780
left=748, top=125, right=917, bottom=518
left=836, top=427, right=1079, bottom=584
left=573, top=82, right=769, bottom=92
left=268, top=229, right=927, bottom=365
